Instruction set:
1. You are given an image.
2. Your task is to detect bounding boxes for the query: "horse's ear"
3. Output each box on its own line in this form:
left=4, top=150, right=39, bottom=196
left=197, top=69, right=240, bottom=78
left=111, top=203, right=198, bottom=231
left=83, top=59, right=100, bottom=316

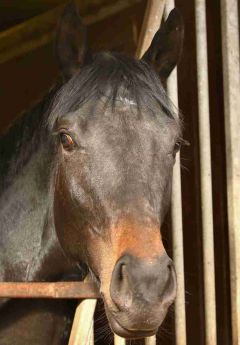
left=56, top=2, right=91, bottom=80
left=142, top=8, right=184, bottom=81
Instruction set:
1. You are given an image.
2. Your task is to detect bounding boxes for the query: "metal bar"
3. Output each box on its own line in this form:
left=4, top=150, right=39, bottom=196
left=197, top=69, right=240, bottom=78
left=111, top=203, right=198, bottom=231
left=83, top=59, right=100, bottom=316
left=220, top=0, right=240, bottom=343
left=68, top=299, right=97, bottom=345
left=114, top=335, right=126, bottom=345
left=194, top=1, right=217, bottom=344
left=165, top=1, right=187, bottom=344
left=0, top=282, right=100, bottom=299
left=135, top=0, right=165, bottom=58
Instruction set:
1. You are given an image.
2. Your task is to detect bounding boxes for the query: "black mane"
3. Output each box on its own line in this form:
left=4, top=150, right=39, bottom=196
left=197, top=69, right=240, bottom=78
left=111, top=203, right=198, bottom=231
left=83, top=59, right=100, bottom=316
left=48, top=52, right=178, bottom=128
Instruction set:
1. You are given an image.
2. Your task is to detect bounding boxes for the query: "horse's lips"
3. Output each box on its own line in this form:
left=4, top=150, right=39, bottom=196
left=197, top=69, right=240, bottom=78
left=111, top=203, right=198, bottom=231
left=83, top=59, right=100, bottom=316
left=104, top=309, right=158, bottom=339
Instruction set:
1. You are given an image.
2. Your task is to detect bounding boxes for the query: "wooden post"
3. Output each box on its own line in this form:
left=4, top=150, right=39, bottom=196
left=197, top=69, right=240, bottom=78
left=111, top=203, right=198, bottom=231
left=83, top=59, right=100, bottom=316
left=135, top=0, right=165, bottom=58
left=114, top=335, right=126, bottom=345
left=195, top=0, right=217, bottom=344
left=220, top=0, right=240, bottom=343
left=68, top=299, right=97, bottom=345
left=145, top=336, right=156, bottom=345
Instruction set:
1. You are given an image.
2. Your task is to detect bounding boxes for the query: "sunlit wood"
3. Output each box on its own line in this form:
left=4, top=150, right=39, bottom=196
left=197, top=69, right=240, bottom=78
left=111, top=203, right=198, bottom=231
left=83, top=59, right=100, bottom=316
left=135, top=0, right=165, bottom=58
left=0, top=282, right=100, bottom=299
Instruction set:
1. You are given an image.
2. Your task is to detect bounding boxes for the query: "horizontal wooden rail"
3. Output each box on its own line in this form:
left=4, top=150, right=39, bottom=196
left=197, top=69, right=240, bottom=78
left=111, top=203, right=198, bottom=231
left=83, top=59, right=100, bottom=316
left=0, top=0, right=142, bottom=64
left=0, top=282, right=100, bottom=299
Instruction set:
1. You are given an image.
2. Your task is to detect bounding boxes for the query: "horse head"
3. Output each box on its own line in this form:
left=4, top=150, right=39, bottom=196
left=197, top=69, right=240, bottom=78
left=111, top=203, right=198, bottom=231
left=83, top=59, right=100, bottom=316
left=51, top=3, right=184, bottom=338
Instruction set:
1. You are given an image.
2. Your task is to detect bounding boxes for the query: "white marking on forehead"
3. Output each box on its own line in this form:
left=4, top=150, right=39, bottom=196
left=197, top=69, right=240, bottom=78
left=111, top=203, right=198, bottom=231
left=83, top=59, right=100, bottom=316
left=117, top=96, right=137, bottom=106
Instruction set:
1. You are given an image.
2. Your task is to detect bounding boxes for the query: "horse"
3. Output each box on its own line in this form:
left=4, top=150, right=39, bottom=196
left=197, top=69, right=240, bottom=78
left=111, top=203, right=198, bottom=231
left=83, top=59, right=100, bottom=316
left=0, top=3, right=184, bottom=343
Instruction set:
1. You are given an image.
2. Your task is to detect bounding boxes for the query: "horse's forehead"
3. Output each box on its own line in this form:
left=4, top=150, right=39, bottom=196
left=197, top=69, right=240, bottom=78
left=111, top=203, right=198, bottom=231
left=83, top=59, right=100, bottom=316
left=77, top=101, right=178, bottom=138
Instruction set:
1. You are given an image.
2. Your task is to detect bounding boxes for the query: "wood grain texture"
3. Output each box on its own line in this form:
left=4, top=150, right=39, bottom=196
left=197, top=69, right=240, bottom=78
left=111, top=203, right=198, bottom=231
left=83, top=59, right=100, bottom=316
left=0, top=0, right=142, bottom=64
left=0, top=282, right=100, bottom=299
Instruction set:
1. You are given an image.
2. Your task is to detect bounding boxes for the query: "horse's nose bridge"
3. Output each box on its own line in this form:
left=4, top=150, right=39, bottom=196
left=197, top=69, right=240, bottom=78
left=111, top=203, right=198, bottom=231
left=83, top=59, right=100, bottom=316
left=111, top=216, right=164, bottom=259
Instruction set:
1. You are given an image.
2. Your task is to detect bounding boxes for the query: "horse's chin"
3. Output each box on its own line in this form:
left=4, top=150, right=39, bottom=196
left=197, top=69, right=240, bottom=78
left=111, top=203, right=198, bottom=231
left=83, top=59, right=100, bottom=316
left=101, top=298, right=160, bottom=339
left=105, top=311, right=158, bottom=339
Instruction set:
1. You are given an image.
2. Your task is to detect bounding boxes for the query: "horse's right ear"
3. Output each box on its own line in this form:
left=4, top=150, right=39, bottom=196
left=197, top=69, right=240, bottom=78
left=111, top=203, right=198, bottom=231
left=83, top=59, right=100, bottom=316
left=56, top=2, right=91, bottom=80
left=142, top=8, right=184, bottom=82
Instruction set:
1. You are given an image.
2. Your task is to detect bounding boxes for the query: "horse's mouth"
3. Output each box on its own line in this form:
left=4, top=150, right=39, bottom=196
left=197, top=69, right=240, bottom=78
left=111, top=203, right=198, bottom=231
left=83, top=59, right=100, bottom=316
left=105, top=310, right=158, bottom=339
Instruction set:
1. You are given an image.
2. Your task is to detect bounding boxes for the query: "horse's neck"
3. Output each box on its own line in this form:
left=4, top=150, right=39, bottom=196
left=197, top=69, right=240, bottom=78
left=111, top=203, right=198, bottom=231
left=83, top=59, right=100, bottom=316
left=0, top=142, right=57, bottom=280
left=0, top=88, right=79, bottom=282
left=0, top=143, right=79, bottom=284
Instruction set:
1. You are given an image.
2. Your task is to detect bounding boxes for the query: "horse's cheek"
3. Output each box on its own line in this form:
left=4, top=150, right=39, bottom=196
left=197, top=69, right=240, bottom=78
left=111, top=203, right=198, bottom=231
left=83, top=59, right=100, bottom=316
left=53, top=175, right=85, bottom=262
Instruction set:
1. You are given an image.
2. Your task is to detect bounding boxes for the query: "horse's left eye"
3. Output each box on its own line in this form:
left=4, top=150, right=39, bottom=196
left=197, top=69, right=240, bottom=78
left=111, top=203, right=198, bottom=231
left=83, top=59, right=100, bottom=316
left=174, top=141, right=181, bottom=154
left=59, top=133, right=75, bottom=150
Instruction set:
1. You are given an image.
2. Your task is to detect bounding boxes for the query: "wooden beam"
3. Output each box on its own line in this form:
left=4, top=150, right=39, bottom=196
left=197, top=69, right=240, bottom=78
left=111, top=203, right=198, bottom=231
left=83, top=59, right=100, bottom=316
left=135, top=0, right=165, bottom=58
left=0, top=282, right=100, bottom=299
left=0, top=0, right=142, bottom=65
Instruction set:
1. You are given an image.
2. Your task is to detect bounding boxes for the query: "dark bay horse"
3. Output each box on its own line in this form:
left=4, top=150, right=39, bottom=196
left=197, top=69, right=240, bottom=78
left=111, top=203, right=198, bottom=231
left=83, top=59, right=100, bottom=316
left=0, top=4, right=184, bottom=343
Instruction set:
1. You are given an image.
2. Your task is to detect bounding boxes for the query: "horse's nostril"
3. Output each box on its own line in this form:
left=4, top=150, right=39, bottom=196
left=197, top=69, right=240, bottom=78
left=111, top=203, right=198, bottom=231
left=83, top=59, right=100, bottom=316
left=167, top=260, right=175, bottom=278
left=118, top=263, right=126, bottom=281
left=110, top=256, right=134, bottom=311
left=167, top=262, right=173, bottom=276
left=161, top=261, right=177, bottom=304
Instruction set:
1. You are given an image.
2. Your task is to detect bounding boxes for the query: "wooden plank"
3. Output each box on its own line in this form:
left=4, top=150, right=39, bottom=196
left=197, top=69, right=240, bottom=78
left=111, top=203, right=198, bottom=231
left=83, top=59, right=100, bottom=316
left=68, top=299, right=97, bottom=345
left=145, top=336, right=156, bottom=345
left=0, top=0, right=113, bottom=13
left=0, top=282, right=100, bottom=299
left=0, top=0, right=142, bottom=65
left=114, top=335, right=126, bottom=345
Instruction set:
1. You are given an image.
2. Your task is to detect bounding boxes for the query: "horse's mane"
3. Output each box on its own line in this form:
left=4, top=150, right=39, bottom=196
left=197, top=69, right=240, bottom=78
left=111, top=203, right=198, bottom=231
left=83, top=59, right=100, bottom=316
left=48, top=52, right=178, bottom=129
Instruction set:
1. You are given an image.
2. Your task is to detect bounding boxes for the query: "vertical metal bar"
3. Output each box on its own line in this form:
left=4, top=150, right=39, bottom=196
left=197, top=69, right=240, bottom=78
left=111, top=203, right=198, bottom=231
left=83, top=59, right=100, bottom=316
left=194, top=1, right=217, bottom=344
left=114, top=335, right=126, bottom=345
left=135, top=0, right=166, bottom=58
left=220, top=0, right=240, bottom=343
left=164, top=1, right=187, bottom=344
left=68, top=299, right=97, bottom=345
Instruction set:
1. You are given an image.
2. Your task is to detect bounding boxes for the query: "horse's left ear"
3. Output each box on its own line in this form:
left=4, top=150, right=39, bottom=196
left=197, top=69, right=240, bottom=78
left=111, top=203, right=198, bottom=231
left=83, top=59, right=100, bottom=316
left=142, top=8, right=184, bottom=81
left=56, top=2, right=91, bottom=80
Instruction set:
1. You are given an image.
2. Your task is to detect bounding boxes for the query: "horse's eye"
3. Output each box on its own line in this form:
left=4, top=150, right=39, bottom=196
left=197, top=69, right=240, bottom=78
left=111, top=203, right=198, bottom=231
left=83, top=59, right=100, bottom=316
left=174, top=141, right=181, bottom=154
left=59, top=133, right=74, bottom=150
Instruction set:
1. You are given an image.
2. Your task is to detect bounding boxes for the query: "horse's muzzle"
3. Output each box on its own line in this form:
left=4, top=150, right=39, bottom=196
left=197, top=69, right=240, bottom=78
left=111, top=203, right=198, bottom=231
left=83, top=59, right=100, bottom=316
left=105, top=252, right=176, bottom=338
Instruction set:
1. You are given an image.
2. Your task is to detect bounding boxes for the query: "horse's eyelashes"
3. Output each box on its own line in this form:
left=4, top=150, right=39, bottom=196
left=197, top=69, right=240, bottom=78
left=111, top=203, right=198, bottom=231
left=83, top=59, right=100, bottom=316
left=59, top=132, right=75, bottom=150
left=174, top=141, right=181, bottom=153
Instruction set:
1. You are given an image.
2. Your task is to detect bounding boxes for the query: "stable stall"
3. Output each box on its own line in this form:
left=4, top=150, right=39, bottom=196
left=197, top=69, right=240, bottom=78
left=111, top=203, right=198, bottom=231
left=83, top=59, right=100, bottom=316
left=0, top=0, right=239, bottom=344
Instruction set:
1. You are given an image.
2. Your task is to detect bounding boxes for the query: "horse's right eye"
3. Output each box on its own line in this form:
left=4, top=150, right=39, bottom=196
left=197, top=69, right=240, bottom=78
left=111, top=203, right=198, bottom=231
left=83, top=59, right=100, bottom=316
left=59, top=133, right=75, bottom=150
